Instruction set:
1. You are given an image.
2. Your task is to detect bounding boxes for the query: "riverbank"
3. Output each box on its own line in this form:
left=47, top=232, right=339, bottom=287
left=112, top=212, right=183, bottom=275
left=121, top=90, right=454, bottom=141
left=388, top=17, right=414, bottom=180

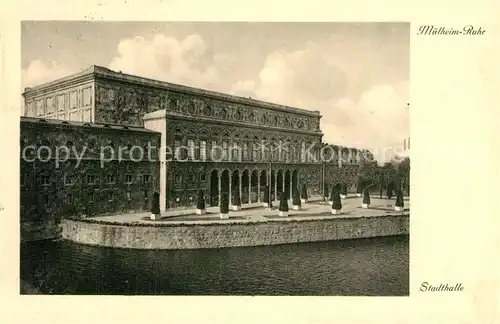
left=61, top=197, right=409, bottom=249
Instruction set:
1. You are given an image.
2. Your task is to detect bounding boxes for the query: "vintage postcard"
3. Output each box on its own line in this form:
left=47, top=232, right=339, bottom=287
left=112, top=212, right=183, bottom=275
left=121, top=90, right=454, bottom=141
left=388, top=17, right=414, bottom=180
left=1, top=1, right=498, bottom=324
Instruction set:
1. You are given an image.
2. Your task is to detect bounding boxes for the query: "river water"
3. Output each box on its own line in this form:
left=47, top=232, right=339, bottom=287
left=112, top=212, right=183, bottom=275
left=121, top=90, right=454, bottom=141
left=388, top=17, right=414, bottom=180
left=20, top=235, right=409, bottom=296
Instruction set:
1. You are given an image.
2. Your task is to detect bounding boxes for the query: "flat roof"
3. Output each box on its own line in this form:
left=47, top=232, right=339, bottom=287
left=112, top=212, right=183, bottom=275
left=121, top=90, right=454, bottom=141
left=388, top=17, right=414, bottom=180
left=20, top=116, right=160, bottom=134
left=23, top=65, right=322, bottom=118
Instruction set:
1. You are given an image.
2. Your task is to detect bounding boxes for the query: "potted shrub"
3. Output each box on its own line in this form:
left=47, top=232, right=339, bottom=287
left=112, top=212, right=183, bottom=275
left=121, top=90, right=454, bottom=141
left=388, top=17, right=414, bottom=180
left=395, top=188, right=404, bottom=212
left=150, top=191, right=161, bottom=220
left=263, top=185, right=270, bottom=208
left=278, top=191, right=289, bottom=217
left=362, top=186, right=371, bottom=209
left=331, top=189, right=342, bottom=215
left=323, top=184, right=329, bottom=202
left=387, top=181, right=394, bottom=200
left=220, top=192, right=230, bottom=219
left=232, top=189, right=242, bottom=211
left=300, top=183, right=308, bottom=204
left=196, top=189, right=206, bottom=215
left=292, top=188, right=301, bottom=210
left=340, top=182, right=348, bottom=199
left=356, top=178, right=363, bottom=197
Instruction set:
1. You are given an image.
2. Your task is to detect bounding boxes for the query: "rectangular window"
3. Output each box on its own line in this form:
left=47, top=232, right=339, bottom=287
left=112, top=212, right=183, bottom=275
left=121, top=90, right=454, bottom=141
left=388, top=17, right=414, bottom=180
left=46, top=97, right=55, bottom=114
left=243, top=143, right=249, bottom=161
left=231, top=142, right=240, bottom=162
left=142, top=174, right=150, bottom=182
left=174, top=175, right=182, bottom=183
left=57, top=95, right=65, bottom=111
left=144, top=190, right=148, bottom=199
left=200, top=140, right=207, bottom=161
left=108, top=192, right=114, bottom=202
left=187, top=174, right=194, bottom=182
left=200, top=174, right=206, bottom=182
left=67, top=193, right=72, bottom=202
left=188, top=139, right=195, bottom=160
left=222, top=141, right=228, bottom=161
left=252, top=143, right=258, bottom=161
left=36, top=100, right=45, bottom=116
left=211, top=141, right=219, bottom=161
left=88, top=191, right=94, bottom=203
left=70, top=91, right=78, bottom=109
left=125, top=174, right=133, bottom=184
left=87, top=175, right=95, bottom=185
left=106, top=175, right=115, bottom=184
left=43, top=195, right=49, bottom=205
left=174, top=139, right=181, bottom=160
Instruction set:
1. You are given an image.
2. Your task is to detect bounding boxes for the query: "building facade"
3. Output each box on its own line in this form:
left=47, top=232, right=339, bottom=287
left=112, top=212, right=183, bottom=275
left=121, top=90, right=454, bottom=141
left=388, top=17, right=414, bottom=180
left=20, top=117, right=160, bottom=241
left=23, top=65, right=367, bottom=212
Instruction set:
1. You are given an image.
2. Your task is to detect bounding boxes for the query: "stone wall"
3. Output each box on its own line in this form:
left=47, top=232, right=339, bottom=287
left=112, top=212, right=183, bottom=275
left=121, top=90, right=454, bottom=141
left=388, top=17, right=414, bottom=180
left=61, top=214, right=409, bottom=250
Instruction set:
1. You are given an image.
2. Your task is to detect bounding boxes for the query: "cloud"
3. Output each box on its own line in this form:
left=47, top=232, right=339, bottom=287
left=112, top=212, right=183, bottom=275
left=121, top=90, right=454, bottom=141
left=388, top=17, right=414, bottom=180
left=108, top=34, right=219, bottom=89
left=230, top=42, right=409, bottom=153
left=22, top=60, right=73, bottom=88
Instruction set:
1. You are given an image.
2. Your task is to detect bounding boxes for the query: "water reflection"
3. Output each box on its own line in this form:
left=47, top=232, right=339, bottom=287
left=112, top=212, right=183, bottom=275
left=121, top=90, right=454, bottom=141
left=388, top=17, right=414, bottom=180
left=20, top=235, right=409, bottom=295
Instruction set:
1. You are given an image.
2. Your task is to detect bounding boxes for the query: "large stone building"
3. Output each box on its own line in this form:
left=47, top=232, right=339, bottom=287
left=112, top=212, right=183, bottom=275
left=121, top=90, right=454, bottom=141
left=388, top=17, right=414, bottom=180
left=22, top=65, right=366, bottom=214
left=20, top=117, right=160, bottom=240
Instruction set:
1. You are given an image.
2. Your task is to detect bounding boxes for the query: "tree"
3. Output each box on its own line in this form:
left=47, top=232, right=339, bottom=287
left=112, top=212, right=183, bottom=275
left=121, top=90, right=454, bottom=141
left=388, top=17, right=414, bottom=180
left=362, top=186, right=371, bottom=207
left=220, top=192, right=229, bottom=214
left=196, top=190, right=205, bottom=210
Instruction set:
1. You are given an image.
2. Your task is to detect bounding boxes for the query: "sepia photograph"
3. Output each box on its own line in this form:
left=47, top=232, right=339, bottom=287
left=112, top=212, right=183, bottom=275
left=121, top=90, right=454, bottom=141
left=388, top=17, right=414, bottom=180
left=19, top=21, right=410, bottom=296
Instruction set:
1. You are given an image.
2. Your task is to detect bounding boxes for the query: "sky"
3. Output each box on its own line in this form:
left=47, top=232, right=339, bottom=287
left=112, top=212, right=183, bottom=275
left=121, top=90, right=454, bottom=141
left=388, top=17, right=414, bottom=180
left=21, top=21, right=409, bottom=154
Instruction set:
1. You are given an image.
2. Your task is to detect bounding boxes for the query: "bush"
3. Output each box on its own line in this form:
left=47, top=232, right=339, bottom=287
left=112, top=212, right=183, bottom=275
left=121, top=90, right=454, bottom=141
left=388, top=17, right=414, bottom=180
left=151, top=192, right=161, bottom=214
left=196, top=190, right=205, bottom=210
left=301, top=184, right=308, bottom=199
left=395, top=189, right=404, bottom=208
left=232, top=189, right=241, bottom=206
left=292, top=188, right=301, bottom=206
left=332, top=190, right=342, bottom=210
left=220, top=192, right=229, bottom=214
left=279, top=192, right=289, bottom=212
left=263, top=186, right=270, bottom=203
left=362, top=187, right=371, bottom=205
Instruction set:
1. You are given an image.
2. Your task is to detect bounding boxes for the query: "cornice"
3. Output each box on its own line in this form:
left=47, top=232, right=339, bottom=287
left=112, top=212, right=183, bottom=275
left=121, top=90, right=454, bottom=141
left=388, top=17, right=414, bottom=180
left=22, top=69, right=96, bottom=99
left=166, top=112, right=324, bottom=138
left=89, top=66, right=322, bottom=118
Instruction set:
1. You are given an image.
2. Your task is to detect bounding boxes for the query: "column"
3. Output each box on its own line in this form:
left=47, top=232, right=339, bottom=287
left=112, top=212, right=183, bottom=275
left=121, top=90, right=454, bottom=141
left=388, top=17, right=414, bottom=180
left=229, top=174, right=232, bottom=206
left=274, top=172, right=278, bottom=202
left=289, top=175, right=293, bottom=200
left=282, top=173, right=285, bottom=198
left=247, top=172, right=251, bottom=204
left=239, top=173, right=243, bottom=205
left=257, top=174, right=261, bottom=203
left=218, top=171, right=221, bottom=207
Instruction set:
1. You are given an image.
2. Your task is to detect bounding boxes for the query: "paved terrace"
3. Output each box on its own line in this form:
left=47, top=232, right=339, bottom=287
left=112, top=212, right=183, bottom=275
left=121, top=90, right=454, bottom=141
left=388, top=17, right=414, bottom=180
left=88, top=195, right=410, bottom=225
